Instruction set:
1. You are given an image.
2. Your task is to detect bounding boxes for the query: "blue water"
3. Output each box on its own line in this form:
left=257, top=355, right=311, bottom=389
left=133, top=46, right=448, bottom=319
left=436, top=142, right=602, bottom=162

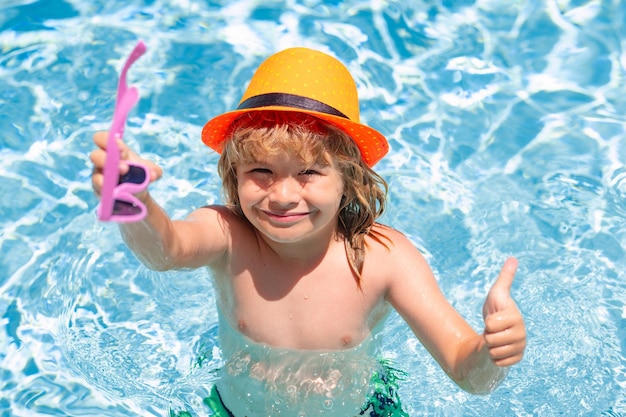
left=1, top=0, right=625, bottom=415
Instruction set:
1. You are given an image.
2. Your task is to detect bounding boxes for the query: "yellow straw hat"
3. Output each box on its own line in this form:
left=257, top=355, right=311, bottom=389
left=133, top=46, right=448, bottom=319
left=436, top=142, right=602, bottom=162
left=201, top=47, right=389, bottom=167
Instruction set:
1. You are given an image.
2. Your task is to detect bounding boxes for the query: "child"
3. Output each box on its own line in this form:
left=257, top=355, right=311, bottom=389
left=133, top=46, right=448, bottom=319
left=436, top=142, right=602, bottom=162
left=91, top=47, right=526, bottom=416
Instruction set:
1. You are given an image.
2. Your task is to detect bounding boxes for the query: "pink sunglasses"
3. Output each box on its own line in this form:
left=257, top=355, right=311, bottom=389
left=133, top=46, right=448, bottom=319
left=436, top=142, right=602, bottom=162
left=97, top=41, right=149, bottom=223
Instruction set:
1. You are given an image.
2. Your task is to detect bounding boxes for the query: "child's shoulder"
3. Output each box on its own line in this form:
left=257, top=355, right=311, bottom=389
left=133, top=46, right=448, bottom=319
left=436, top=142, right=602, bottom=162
left=367, top=223, right=425, bottom=262
left=366, top=224, right=433, bottom=290
left=187, top=204, right=255, bottom=236
left=369, top=223, right=412, bottom=247
left=192, top=204, right=243, bottom=221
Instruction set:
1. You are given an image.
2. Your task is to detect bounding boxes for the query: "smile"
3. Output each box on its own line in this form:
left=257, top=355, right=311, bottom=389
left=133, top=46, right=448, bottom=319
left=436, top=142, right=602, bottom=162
left=261, top=210, right=311, bottom=224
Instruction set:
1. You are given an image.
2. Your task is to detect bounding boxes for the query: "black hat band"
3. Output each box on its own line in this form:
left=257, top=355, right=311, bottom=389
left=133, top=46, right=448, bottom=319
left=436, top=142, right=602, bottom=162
left=237, top=92, right=350, bottom=120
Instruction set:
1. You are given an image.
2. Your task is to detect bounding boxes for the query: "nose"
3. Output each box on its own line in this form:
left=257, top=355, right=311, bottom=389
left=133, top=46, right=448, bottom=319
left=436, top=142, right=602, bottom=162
left=269, top=177, right=300, bottom=206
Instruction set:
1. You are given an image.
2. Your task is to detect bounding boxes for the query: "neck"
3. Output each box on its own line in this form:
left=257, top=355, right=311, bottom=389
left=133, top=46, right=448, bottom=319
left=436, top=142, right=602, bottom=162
left=256, top=226, right=343, bottom=265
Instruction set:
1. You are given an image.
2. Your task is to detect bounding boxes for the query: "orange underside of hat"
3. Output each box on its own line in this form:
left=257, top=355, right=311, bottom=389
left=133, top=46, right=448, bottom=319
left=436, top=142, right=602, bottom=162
left=201, top=106, right=388, bottom=167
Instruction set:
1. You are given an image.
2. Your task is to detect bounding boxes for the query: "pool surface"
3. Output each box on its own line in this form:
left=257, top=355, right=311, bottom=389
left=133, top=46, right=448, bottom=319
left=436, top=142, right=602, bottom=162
left=1, top=0, right=625, bottom=416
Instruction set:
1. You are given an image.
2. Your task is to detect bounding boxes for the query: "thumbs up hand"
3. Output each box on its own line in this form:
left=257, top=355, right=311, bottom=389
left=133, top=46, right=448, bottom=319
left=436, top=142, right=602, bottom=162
left=482, top=257, right=527, bottom=367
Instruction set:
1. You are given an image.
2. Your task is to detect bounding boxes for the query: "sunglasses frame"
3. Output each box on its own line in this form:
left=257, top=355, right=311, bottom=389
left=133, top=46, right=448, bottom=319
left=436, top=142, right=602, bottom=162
left=97, top=41, right=149, bottom=223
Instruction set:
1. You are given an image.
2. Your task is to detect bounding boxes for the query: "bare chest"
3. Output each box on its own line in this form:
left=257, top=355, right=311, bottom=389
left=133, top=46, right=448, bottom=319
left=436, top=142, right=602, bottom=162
left=215, top=251, right=389, bottom=350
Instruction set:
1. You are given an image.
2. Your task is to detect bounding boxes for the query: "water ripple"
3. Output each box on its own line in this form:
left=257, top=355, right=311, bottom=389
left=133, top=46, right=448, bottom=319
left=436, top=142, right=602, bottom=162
left=1, top=0, right=625, bottom=415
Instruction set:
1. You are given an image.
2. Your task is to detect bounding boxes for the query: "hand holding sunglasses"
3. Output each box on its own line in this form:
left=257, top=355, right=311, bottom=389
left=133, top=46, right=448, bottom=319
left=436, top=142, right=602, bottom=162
left=97, top=41, right=149, bottom=223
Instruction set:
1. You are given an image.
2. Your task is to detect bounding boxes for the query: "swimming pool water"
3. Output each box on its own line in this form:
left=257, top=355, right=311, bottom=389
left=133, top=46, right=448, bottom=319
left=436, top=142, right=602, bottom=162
left=1, top=0, right=625, bottom=416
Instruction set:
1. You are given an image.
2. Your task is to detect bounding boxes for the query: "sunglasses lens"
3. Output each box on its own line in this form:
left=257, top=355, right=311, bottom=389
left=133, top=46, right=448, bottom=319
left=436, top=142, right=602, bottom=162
left=119, top=165, right=147, bottom=185
left=112, top=199, right=143, bottom=215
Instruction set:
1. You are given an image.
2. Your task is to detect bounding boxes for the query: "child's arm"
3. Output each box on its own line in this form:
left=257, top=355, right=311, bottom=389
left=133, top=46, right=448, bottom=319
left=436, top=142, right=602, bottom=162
left=90, top=131, right=229, bottom=271
left=449, top=258, right=526, bottom=393
left=384, top=230, right=526, bottom=394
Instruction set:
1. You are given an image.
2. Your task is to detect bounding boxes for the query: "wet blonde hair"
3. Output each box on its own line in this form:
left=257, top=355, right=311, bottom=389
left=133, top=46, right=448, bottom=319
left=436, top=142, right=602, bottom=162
left=217, top=111, right=389, bottom=283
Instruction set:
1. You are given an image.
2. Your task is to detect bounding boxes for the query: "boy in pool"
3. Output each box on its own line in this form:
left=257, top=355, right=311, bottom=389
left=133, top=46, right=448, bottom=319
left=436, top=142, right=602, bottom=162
left=91, top=47, right=526, bottom=416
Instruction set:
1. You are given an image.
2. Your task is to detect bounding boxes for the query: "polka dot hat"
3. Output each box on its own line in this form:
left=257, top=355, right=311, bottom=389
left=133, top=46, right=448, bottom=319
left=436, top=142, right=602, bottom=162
left=201, top=47, right=389, bottom=167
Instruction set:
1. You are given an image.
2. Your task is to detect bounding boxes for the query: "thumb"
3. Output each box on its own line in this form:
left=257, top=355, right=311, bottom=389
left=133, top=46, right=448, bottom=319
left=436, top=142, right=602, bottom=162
left=483, top=257, right=518, bottom=317
left=492, top=257, right=518, bottom=293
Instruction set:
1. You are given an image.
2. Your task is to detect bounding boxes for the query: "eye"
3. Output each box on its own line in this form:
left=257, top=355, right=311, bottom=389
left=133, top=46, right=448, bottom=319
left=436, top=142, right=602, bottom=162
left=299, top=164, right=328, bottom=176
left=240, top=165, right=273, bottom=181
left=251, top=168, right=272, bottom=174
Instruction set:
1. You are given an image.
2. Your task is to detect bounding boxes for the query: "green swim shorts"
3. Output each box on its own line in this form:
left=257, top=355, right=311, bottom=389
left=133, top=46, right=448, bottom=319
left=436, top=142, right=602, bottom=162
left=358, top=360, right=409, bottom=417
left=202, top=360, right=409, bottom=417
left=203, top=385, right=234, bottom=417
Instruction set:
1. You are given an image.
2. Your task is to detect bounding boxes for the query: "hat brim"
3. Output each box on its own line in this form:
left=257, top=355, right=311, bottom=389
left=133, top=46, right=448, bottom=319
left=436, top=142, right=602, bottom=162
left=201, top=106, right=389, bottom=167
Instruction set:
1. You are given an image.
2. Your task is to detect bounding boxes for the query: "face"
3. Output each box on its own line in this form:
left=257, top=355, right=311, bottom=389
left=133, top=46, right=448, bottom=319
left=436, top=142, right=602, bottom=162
left=236, top=151, right=344, bottom=246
